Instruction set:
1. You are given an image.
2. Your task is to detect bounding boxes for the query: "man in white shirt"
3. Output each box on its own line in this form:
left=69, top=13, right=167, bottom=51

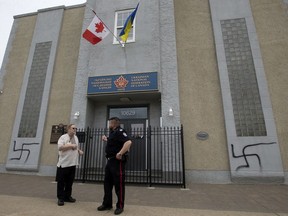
left=56, top=124, right=83, bottom=206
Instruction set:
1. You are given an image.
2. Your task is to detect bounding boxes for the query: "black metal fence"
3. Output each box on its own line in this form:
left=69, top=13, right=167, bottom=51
left=75, top=126, right=185, bottom=188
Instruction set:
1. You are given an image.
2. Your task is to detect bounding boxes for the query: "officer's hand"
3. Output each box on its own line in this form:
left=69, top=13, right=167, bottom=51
left=102, top=135, right=107, bottom=142
left=116, top=153, right=122, bottom=160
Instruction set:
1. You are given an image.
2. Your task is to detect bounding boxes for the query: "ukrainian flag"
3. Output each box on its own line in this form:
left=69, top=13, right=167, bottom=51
left=119, top=3, right=139, bottom=42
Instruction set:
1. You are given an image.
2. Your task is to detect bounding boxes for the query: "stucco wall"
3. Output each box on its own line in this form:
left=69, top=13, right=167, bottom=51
left=174, top=0, right=229, bottom=172
left=72, top=0, right=181, bottom=129
left=250, top=0, right=288, bottom=172
left=0, top=16, right=36, bottom=166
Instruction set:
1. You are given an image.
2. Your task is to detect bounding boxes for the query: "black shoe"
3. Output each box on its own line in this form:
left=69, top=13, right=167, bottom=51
left=64, top=196, right=76, bottom=203
left=114, top=208, right=123, bottom=215
left=58, top=199, right=64, bottom=206
left=97, top=205, right=112, bottom=211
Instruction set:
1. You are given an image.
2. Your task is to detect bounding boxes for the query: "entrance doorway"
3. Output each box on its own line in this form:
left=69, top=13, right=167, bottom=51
left=108, top=107, right=148, bottom=171
left=120, top=119, right=147, bottom=171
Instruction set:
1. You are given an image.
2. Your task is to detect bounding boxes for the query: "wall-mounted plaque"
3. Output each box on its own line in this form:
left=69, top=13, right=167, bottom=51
left=196, top=131, right=209, bottom=140
left=50, top=124, right=67, bottom=144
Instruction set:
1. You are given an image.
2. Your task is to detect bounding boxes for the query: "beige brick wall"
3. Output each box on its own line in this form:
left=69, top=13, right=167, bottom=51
left=175, top=0, right=288, bottom=173
left=0, top=15, right=36, bottom=164
left=174, top=0, right=229, bottom=171
left=40, top=6, right=85, bottom=166
left=250, top=0, right=288, bottom=171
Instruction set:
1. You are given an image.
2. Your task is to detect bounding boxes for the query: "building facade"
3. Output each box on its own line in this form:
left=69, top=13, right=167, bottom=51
left=0, top=0, right=288, bottom=184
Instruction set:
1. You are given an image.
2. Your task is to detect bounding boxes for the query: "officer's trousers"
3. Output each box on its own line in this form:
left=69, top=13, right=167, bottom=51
left=102, top=158, right=126, bottom=209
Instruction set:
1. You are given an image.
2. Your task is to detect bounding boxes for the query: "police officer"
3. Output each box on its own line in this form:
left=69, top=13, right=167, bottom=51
left=97, top=117, right=132, bottom=215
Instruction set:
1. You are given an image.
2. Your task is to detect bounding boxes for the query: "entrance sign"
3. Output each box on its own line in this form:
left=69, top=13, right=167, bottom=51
left=87, top=72, right=158, bottom=94
left=109, top=107, right=148, bottom=119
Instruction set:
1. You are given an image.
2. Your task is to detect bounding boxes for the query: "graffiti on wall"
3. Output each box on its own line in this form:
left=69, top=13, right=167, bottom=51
left=10, top=140, right=39, bottom=163
left=231, top=142, right=276, bottom=171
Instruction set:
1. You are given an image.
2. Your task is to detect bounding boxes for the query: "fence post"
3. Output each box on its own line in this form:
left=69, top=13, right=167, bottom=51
left=180, top=125, right=186, bottom=188
left=147, top=125, right=152, bottom=187
left=82, top=127, right=90, bottom=183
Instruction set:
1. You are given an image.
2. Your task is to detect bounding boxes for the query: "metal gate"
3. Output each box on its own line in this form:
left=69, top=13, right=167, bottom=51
left=75, top=126, right=186, bottom=188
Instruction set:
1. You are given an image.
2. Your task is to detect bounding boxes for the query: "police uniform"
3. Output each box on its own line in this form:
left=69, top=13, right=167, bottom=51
left=102, top=126, right=130, bottom=210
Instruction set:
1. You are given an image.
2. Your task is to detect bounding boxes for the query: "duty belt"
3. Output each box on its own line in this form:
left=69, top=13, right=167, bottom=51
left=106, top=156, right=115, bottom=160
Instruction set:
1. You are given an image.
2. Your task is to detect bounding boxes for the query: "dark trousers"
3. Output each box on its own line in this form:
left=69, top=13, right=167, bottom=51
left=57, top=166, right=76, bottom=200
left=102, top=158, right=126, bottom=209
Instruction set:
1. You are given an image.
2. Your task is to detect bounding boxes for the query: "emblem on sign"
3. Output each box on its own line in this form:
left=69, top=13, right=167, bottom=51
left=114, top=75, right=129, bottom=89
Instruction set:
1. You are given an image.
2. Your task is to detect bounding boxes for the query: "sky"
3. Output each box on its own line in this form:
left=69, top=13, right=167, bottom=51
left=0, top=0, right=86, bottom=69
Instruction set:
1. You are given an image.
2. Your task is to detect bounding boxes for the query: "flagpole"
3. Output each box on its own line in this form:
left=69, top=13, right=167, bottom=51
left=87, top=5, right=125, bottom=47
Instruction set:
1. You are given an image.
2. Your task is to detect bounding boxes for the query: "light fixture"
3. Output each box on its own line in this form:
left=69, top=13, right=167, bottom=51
left=168, top=107, right=173, bottom=116
left=120, top=97, right=131, bottom=102
left=74, top=111, right=80, bottom=119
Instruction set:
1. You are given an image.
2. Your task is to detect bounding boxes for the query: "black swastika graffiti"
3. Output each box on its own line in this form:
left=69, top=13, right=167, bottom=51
left=231, top=142, right=276, bottom=171
left=10, top=140, right=39, bottom=163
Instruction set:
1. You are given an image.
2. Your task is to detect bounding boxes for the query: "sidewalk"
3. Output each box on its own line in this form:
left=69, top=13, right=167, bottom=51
left=1, top=173, right=288, bottom=216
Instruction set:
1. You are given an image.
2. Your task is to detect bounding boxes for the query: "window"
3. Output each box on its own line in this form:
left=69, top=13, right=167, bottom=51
left=18, top=41, right=52, bottom=137
left=114, top=9, right=136, bottom=44
left=221, top=18, right=267, bottom=136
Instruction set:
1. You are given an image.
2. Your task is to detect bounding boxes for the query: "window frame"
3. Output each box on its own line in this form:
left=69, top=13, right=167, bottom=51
left=113, top=9, right=136, bottom=44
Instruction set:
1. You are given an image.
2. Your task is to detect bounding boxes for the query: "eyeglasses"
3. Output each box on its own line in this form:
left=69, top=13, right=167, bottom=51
left=72, top=127, right=77, bottom=130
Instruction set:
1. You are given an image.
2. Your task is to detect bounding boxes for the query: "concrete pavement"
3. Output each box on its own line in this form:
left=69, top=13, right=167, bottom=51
left=0, top=173, right=288, bottom=216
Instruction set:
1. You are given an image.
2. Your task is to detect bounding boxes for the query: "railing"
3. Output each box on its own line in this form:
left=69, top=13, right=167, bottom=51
left=75, top=126, right=185, bottom=188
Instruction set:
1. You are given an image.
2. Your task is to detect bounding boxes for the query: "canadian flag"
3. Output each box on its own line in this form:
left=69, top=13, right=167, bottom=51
left=82, top=15, right=110, bottom=45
